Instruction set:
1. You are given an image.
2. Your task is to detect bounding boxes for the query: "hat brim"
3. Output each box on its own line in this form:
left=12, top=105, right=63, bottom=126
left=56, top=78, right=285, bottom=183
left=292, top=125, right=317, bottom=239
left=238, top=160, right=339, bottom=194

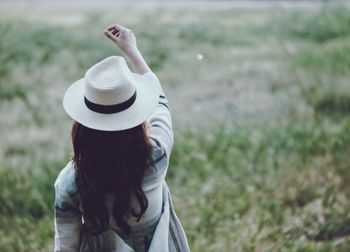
left=63, top=73, right=160, bottom=131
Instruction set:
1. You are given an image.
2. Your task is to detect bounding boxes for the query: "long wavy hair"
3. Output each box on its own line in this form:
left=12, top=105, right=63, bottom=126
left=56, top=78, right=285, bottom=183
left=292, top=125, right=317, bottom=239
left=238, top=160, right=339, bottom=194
left=71, top=121, right=153, bottom=235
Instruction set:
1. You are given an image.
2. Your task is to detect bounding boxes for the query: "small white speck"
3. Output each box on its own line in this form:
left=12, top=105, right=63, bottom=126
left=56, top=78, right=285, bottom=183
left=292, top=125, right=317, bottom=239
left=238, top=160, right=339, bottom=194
left=196, top=54, right=203, bottom=61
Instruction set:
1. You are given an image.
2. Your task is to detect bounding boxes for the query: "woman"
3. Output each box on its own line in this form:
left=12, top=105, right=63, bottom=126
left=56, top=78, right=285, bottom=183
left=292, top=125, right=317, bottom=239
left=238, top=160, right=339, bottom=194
left=54, top=24, right=190, bottom=252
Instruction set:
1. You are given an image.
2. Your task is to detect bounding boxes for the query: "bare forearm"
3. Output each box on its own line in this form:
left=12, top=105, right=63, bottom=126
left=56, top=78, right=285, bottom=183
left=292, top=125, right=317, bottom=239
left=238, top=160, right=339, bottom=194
left=124, top=48, right=151, bottom=75
left=104, top=24, right=152, bottom=75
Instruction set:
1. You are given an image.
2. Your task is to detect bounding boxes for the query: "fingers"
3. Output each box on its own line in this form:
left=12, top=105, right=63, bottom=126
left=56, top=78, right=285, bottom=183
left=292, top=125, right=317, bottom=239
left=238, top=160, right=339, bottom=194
left=111, top=29, right=120, bottom=36
left=107, top=24, right=132, bottom=34
left=106, top=24, right=119, bottom=31
left=104, top=30, right=119, bottom=43
left=107, top=26, right=114, bottom=31
left=108, top=24, right=125, bottom=35
left=104, top=24, right=135, bottom=43
left=105, top=26, right=119, bottom=37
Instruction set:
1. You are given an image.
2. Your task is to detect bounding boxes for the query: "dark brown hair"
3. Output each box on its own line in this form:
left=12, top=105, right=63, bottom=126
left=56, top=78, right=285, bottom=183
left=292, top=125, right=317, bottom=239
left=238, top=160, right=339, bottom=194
left=71, top=121, right=153, bottom=235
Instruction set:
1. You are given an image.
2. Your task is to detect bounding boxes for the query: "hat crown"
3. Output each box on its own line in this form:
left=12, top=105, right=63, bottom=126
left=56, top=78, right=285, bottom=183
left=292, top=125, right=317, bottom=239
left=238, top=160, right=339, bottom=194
left=84, top=56, right=136, bottom=106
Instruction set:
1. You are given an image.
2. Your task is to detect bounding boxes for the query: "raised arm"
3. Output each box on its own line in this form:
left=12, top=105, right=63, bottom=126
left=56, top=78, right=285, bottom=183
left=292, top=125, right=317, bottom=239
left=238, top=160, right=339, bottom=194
left=104, top=24, right=174, bottom=158
left=104, top=24, right=151, bottom=74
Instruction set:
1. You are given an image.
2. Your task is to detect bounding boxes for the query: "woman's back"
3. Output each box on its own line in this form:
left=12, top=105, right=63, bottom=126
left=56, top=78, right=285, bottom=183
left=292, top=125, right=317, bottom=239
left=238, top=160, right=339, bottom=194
left=54, top=24, right=188, bottom=252
left=54, top=73, right=179, bottom=251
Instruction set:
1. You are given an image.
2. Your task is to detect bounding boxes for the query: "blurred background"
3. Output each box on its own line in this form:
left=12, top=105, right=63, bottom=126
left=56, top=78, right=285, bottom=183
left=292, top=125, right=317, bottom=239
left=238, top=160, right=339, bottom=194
left=0, top=0, right=350, bottom=251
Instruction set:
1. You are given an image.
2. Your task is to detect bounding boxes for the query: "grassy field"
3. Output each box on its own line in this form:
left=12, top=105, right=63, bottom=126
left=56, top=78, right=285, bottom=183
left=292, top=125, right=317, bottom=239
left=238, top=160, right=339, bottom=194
left=0, top=1, right=350, bottom=251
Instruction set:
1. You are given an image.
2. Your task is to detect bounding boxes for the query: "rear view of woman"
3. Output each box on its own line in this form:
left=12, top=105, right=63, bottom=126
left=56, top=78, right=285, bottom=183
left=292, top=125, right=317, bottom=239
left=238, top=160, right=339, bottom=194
left=54, top=24, right=190, bottom=252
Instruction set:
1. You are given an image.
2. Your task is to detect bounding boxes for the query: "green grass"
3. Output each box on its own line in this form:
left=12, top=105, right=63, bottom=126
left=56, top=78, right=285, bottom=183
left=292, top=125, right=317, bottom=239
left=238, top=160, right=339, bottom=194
left=170, top=116, right=350, bottom=251
left=0, top=2, right=350, bottom=251
left=289, top=6, right=350, bottom=43
left=0, top=84, right=27, bottom=101
left=293, top=38, right=350, bottom=75
left=269, top=3, right=350, bottom=43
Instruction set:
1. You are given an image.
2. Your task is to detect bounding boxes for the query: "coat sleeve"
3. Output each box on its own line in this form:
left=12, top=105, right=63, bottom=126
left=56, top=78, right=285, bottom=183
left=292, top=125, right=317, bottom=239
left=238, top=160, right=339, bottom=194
left=145, top=71, right=174, bottom=159
left=54, top=183, right=82, bottom=252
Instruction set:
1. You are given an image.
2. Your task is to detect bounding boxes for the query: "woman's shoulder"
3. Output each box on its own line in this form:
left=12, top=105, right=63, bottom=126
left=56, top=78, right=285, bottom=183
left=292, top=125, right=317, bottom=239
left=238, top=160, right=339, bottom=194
left=143, top=138, right=169, bottom=186
left=54, top=160, right=78, bottom=196
left=149, top=137, right=168, bottom=165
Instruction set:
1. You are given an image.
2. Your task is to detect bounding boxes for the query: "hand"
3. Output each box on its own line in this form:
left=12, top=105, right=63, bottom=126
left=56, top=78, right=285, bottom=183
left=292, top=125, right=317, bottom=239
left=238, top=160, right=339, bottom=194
left=104, top=24, right=150, bottom=74
left=104, top=24, right=138, bottom=55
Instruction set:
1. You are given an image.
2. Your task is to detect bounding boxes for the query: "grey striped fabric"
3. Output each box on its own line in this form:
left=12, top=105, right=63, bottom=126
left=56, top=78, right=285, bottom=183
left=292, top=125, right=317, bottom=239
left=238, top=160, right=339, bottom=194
left=78, top=182, right=190, bottom=252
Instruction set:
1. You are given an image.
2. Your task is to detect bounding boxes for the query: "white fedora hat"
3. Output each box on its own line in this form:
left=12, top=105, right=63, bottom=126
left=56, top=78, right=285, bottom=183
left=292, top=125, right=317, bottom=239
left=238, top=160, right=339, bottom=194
left=63, top=56, right=159, bottom=131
